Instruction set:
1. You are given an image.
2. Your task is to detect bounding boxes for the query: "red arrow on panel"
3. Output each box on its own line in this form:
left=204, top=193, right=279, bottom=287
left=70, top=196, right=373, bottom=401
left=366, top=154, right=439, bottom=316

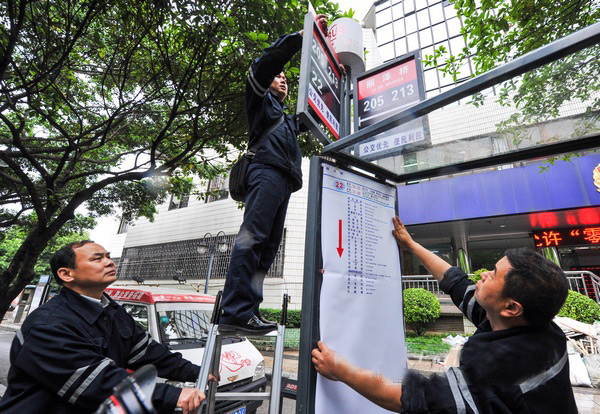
left=337, top=219, right=344, bottom=257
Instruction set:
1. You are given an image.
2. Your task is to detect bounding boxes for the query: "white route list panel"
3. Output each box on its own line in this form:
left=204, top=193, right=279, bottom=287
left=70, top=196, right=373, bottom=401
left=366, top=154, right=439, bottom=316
left=316, top=165, right=407, bottom=414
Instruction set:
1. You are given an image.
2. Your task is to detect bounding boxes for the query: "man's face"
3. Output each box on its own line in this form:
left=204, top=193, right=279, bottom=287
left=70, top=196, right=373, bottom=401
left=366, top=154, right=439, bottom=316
left=270, top=72, right=288, bottom=102
left=68, top=243, right=117, bottom=289
left=474, top=256, right=512, bottom=315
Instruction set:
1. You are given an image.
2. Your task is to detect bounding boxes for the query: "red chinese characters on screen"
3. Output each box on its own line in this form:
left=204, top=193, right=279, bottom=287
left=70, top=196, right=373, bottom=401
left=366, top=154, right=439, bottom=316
left=583, top=227, right=600, bottom=244
left=534, top=231, right=563, bottom=247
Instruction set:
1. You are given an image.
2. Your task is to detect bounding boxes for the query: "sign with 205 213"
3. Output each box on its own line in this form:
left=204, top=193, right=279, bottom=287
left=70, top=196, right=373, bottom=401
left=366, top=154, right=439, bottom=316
left=353, top=54, right=429, bottom=161
left=356, top=58, right=419, bottom=129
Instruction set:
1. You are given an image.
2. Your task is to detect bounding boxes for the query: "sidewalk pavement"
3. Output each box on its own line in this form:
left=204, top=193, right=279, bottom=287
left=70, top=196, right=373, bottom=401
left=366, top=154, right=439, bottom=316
left=263, top=351, right=600, bottom=413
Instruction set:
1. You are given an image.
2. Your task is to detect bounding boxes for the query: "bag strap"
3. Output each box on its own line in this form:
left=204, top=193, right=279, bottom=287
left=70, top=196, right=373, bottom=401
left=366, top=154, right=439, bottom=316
left=247, top=116, right=284, bottom=158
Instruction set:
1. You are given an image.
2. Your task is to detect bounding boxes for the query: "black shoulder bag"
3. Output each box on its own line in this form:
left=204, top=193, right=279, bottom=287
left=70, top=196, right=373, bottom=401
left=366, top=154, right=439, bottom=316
left=229, top=116, right=284, bottom=202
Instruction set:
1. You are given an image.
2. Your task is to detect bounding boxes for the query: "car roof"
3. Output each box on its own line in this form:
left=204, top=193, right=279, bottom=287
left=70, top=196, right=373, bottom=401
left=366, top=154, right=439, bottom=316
left=105, top=286, right=215, bottom=305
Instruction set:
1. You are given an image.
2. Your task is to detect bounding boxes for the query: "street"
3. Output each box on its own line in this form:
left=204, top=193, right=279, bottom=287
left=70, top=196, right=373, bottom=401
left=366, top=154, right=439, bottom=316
left=0, top=330, right=14, bottom=387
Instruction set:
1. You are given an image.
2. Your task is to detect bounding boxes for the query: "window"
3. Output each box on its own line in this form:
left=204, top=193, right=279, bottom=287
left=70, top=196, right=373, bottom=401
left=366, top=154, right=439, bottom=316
left=117, top=216, right=130, bottom=234
left=168, top=192, right=190, bottom=210
left=404, top=153, right=418, bottom=173
left=419, top=28, right=433, bottom=48
left=377, top=23, right=394, bottom=44
left=206, top=174, right=229, bottom=203
left=122, top=304, right=149, bottom=331
left=393, top=18, right=406, bottom=37
left=156, top=306, right=212, bottom=345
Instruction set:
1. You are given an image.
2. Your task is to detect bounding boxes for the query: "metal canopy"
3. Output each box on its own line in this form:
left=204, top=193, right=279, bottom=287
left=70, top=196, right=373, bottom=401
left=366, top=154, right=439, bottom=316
left=321, top=21, right=600, bottom=183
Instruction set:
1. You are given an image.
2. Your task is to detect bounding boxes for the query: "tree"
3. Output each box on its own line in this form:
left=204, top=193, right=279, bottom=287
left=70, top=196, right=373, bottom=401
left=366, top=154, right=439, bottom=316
left=0, top=214, right=95, bottom=282
left=403, top=288, right=441, bottom=336
left=0, top=0, right=350, bottom=319
left=425, top=0, right=600, bottom=159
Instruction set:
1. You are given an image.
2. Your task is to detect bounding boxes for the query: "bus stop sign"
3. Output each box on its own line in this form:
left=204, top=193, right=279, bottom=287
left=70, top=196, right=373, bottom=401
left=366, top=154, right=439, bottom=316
left=297, top=13, right=344, bottom=144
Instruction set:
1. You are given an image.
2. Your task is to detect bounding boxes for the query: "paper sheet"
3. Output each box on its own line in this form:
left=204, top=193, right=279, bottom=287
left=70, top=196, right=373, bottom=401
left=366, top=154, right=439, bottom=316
left=316, top=165, right=406, bottom=413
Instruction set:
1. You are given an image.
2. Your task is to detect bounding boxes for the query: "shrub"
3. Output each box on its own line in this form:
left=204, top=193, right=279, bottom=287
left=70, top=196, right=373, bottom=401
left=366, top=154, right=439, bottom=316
left=557, top=290, right=600, bottom=324
left=404, top=288, right=441, bottom=336
left=469, top=268, right=488, bottom=284
left=259, top=308, right=302, bottom=328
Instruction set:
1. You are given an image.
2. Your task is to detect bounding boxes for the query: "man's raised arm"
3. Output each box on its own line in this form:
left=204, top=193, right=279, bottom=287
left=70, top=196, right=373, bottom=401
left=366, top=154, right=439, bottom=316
left=392, top=216, right=451, bottom=282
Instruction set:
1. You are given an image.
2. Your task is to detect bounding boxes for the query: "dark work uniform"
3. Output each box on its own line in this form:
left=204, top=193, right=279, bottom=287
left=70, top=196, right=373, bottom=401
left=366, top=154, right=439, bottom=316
left=0, top=287, right=200, bottom=414
left=221, top=32, right=304, bottom=324
left=401, top=267, right=577, bottom=414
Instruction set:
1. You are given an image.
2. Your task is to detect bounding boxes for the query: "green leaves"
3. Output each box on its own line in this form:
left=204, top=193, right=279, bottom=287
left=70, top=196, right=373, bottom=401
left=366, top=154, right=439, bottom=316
left=404, top=288, right=442, bottom=336
left=558, top=290, right=600, bottom=324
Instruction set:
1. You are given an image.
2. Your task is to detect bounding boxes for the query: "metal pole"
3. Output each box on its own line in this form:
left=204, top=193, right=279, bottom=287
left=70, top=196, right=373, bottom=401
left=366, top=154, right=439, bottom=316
left=205, top=251, right=214, bottom=294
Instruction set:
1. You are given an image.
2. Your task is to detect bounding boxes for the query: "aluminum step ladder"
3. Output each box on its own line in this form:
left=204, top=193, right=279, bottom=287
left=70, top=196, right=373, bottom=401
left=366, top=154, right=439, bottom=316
left=194, top=291, right=289, bottom=414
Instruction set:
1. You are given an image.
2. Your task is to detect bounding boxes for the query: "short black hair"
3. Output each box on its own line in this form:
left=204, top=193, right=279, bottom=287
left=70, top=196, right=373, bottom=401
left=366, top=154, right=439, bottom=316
left=50, top=240, right=94, bottom=285
left=502, top=248, right=568, bottom=326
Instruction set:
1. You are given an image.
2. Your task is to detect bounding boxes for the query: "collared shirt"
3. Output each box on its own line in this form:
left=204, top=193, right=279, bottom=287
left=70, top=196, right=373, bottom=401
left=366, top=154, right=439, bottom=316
left=401, top=267, right=577, bottom=413
left=0, top=287, right=199, bottom=414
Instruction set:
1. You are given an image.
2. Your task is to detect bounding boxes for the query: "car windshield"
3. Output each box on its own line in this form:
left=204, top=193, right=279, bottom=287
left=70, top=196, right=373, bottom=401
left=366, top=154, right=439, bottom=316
left=156, top=305, right=212, bottom=344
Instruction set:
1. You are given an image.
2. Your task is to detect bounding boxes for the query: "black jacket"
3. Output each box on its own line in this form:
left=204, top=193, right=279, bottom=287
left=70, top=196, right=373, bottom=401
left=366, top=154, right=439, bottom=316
left=0, top=287, right=200, bottom=414
left=246, top=32, right=304, bottom=192
left=401, top=267, right=577, bottom=413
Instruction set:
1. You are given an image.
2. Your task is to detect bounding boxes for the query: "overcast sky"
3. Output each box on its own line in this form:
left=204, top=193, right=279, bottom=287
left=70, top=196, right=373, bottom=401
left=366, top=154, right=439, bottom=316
left=338, top=0, right=372, bottom=22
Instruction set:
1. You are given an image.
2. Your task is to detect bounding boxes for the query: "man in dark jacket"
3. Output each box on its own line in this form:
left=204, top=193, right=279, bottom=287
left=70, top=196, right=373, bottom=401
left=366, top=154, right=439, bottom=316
left=0, top=241, right=205, bottom=414
left=220, top=16, right=330, bottom=334
left=312, top=216, right=577, bottom=413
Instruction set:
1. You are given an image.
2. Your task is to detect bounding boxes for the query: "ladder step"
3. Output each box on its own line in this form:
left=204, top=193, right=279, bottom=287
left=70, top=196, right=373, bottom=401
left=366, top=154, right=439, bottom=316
left=215, top=392, right=271, bottom=401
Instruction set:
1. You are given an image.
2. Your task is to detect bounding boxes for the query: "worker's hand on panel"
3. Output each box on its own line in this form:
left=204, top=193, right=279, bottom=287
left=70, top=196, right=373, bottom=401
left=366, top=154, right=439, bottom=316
left=392, top=216, right=414, bottom=250
left=312, top=341, right=350, bottom=382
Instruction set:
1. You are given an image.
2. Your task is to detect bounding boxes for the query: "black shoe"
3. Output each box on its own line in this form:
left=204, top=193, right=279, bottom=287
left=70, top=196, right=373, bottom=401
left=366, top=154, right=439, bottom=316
left=219, top=315, right=276, bottom=335
left=257, top=312, right=278, bottom=325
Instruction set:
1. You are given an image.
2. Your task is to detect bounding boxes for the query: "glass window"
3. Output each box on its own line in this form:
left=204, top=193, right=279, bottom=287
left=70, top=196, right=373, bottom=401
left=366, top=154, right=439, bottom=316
left=169, top=193, right=190, bottom=210
left=432, top=22, right=448, bottom=43
left=377, top=7, right=393, bottom=24
left=392, top=3, right=404, bottom=18
left=414, top=0, right=428, bottom=11
left=207, top=174, right=229, bottom=203
left=377, top=23, right=394, bottom=44
left=392, top=0, right=402, bottom=4
left=449, top=35, right=466, bottom=55
left=376, top=0, right=391, bottom=12
left=407, top=33, right=419, bottom=52
left=157, top=307, right=212, bottom=345
left=405, top=13, right=417, bottom=34
left=394, top=18, right=406, bottom=37
left=395, top=38, right=408, bottom=56
left=419, top=28, right=433, bottom=47
left=429, top=3, right=444, bottom=24
left=422, top=45, right=435, bottom=59
left=117, top=216, right=130, bottom=234
left=425, top=88, right=440, bottom=98
left=444, top=4, right=457, bottom=18
left=122, top=304, right=149, bottom=331
left=424, top=68, right=439, bottom=90
left=404, top=0, right=415, bottom=14
left=379, top=42, right=395, bottom=62
left=404, top=153, right=418, bottom=172
left=417, top=9, right=430, bottom=28
left=446, top=17, right=462, bottom=36
left=429, top=0, right=442, bottom=5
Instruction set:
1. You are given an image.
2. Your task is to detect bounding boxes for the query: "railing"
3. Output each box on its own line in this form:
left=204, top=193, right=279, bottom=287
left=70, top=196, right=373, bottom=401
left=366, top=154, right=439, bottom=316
left=565, top=271, right=600, bottom=303
left=403, top=271, right=600, bottom=304
left=402, top=275, right=442, bottom=295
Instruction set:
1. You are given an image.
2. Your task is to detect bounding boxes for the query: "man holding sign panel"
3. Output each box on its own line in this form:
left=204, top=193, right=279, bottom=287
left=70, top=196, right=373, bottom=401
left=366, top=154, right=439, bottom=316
left=313, top=216, right=576, bottom=413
